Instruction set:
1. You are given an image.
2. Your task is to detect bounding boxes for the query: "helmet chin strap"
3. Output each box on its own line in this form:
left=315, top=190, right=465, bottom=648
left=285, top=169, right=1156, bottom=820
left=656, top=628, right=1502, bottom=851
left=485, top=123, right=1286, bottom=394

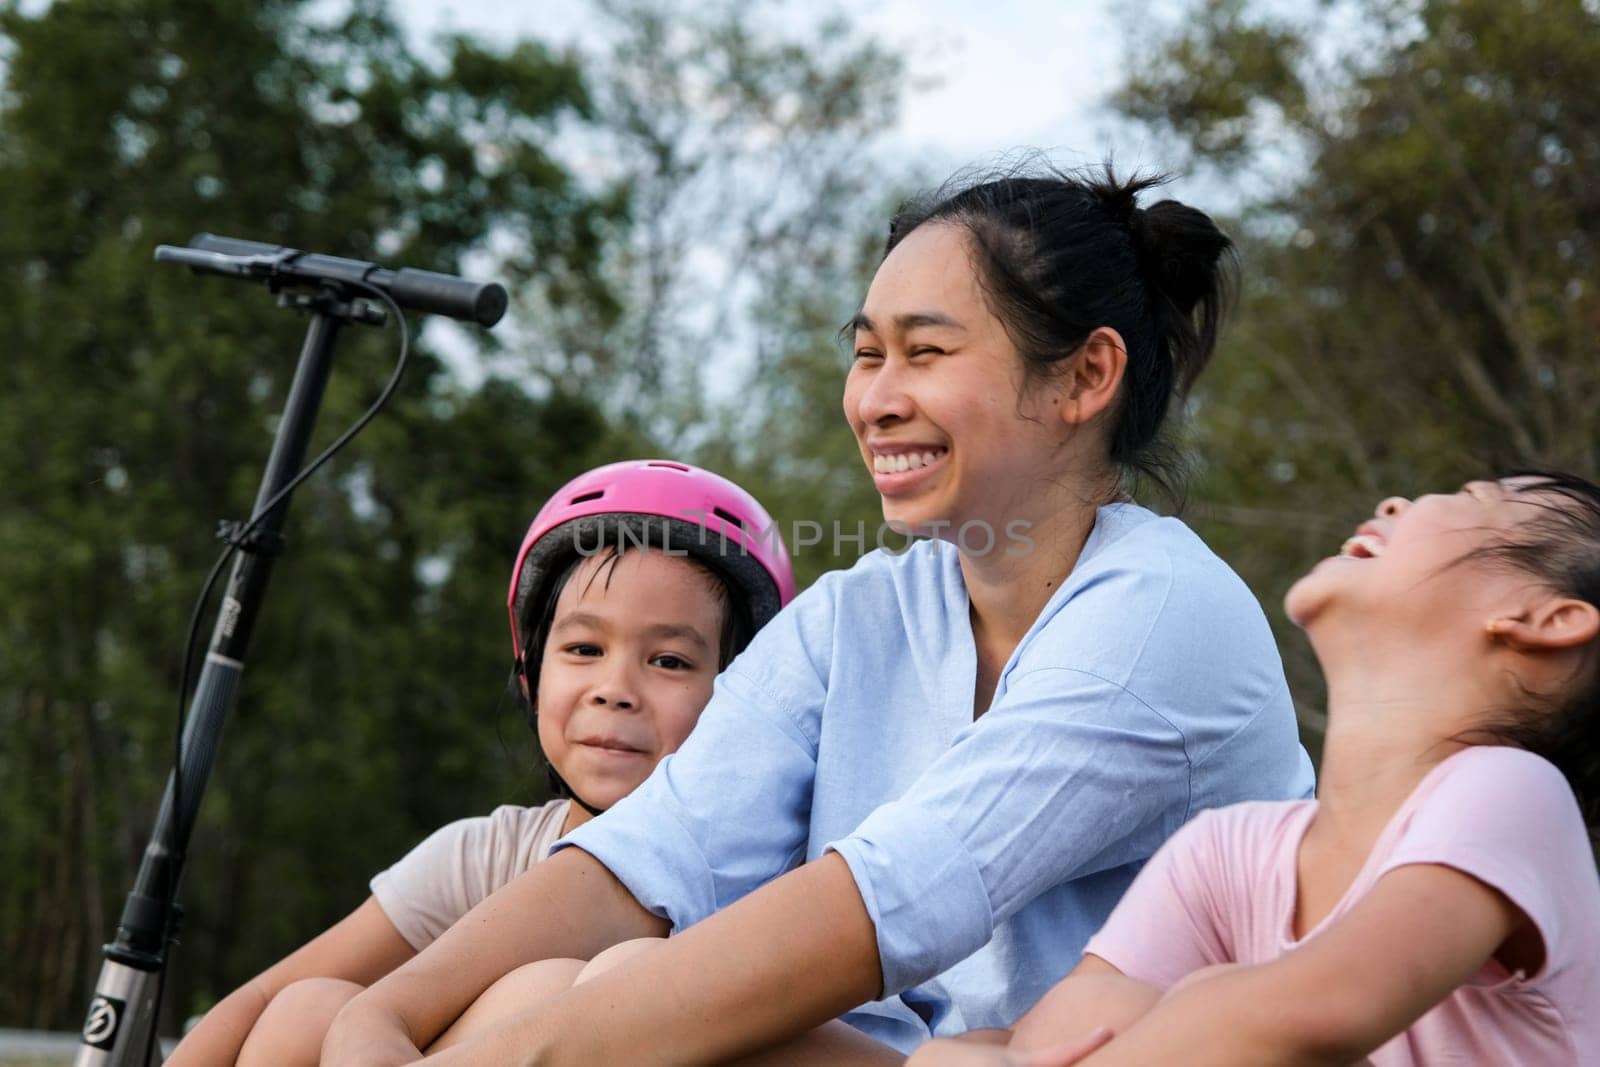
left=546, top=763, right=607, bottom=817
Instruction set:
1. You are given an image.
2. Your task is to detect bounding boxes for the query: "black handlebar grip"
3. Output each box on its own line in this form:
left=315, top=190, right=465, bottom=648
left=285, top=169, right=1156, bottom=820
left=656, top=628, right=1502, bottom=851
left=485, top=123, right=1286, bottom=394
left=388, top=268, right=508, bottom=327
left=178, top=234, right=508, bottom=326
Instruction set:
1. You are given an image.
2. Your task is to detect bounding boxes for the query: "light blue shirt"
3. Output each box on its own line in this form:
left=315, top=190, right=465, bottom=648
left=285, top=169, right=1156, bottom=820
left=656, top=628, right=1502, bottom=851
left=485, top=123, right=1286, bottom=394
left=558, top=503, right=1314, bottom=1051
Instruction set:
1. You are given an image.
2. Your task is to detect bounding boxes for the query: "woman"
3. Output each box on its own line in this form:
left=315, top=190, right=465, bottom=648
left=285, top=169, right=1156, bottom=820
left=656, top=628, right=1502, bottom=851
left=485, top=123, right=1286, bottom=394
left=323, top=165, right=1315, bottom=1064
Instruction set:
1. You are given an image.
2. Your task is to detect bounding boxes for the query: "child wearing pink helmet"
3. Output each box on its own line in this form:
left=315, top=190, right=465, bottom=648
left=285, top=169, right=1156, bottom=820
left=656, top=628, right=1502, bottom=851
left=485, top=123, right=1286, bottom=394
left=166, top=459, right=793, bottom=1067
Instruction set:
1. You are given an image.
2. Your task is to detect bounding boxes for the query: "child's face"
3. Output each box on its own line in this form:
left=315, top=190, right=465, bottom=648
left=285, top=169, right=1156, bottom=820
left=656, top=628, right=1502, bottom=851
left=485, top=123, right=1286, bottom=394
left=534, top=549, right=726, bottom=811
left=1285, top=477, right=1552, bottom=630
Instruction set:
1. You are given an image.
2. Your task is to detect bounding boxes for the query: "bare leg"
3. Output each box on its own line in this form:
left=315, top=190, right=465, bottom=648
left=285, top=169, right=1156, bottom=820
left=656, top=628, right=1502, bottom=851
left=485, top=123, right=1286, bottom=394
left=423, top=942, right=661, bottom=1053
left=237, top=977, right=363, bottom=1067
left=571, top=936, right=665, bottom=984
left=434, top=938, right=901, bottom=1065
left=427, top=957, right=587, bottom=1053
left=578, top=943, right=900, bottom=1065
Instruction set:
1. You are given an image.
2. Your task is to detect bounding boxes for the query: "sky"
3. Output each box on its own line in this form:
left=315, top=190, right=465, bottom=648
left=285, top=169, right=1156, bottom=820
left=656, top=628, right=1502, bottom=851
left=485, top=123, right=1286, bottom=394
left=387, top=0, right=1187, bottom=390
left=392, top=0, right=1157, bottom=174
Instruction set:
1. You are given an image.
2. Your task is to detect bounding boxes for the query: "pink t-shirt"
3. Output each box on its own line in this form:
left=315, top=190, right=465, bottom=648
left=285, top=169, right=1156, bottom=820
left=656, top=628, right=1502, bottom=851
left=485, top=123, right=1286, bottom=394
left=369, top=800, right=571, bottom=950
left=1084, top=746, right=1600, bottom=1064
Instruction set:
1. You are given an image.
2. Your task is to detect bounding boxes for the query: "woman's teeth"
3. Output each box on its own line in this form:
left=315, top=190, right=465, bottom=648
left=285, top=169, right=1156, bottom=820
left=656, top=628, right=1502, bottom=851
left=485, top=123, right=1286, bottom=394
left=1339, top=534, right=1385, bottom=559
left=873, top=449, right=946, bottom=474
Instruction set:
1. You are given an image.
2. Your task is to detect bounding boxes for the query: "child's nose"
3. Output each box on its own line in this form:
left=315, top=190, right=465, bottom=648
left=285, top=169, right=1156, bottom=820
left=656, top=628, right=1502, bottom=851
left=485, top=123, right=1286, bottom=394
left=589, top=669, right=639, bottom=710
left=1376, top=496, right=1410, bottom=518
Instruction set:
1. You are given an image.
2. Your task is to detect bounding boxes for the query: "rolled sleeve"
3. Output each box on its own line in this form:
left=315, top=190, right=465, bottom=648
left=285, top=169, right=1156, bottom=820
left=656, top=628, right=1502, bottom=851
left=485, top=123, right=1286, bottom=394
left=828, top=666, right=1191, bottom=996
left=827, top=801, right=993, bottom=996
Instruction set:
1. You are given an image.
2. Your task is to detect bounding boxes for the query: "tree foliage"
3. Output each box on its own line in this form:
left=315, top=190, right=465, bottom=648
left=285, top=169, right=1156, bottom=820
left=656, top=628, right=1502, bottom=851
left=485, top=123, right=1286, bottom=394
left=0, top=0, right=639, bottom=1030
left=1116, top=0, right=1600, bottom=737
left=0, top=0, right=910, bottom=1032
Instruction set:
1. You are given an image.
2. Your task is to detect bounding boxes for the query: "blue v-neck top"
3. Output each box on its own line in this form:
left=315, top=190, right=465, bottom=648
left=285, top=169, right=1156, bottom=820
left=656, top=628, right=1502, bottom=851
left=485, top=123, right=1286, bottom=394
left=558, top=503, right=1314, bottom=1050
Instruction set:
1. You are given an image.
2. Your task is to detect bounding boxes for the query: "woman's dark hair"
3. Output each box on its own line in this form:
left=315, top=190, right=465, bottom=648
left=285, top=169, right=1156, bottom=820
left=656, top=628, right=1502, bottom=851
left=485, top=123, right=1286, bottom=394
left=882, top=162, right=1237, bottom=499
left=1463, top=469, right=1600, bottom=835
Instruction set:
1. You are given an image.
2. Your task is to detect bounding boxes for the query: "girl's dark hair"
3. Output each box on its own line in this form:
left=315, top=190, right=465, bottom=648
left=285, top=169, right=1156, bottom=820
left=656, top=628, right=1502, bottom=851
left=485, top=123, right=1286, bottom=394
left=883, top=162, right=1237, bottom=499
left=1466, top=469, right=1600, bottom=834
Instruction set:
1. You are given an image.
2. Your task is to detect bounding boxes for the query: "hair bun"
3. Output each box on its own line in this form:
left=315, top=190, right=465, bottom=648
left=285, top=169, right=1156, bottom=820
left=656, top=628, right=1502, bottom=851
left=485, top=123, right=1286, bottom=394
left=1133, top=199, right=1235, bottom=319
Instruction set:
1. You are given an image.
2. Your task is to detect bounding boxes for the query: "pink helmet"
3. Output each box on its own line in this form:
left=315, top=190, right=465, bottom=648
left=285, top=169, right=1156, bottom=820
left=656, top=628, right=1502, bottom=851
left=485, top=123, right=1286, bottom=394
left=507, top=459, right=796, bottom=661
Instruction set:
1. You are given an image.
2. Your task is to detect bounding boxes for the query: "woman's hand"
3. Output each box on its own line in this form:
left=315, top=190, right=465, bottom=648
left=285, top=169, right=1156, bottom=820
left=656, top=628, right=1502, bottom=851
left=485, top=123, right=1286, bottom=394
left=906, top=1029, right=1113, bottom=1067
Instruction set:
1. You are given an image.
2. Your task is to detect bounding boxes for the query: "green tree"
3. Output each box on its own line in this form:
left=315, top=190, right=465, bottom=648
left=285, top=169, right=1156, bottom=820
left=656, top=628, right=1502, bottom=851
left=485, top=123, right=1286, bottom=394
left=0, top=0, right=638, bottom=1030
left=1113, top=0, right=1600, bottom=738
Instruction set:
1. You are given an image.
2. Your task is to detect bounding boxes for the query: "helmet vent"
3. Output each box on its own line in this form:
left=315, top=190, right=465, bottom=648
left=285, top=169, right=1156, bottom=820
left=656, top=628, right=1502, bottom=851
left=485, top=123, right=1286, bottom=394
left=570, top=490, right=604, bottom=504
left=712, top=506, right=747, bottom=530
left=647, top=461, right=690, bottom=471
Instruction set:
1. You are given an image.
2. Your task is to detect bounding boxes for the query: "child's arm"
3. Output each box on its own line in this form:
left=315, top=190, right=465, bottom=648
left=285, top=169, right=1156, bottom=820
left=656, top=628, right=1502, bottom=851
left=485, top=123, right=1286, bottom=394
left=1008, top=954, right=1162, bottom=1050
left=164, top=896, right=415, bottom=1067
left=1073, top=862, right=1530, bottom=1066
left=345, top=851, right=881, bottom=1066
left=906, top=955, right=1156, bottom=1067
left=323, top=846, right=669, bottom=1066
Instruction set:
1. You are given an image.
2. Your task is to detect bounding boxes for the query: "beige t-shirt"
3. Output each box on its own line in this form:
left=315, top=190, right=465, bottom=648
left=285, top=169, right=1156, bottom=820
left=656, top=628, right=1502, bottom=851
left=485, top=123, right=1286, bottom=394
left=369, top=799, right=572, bottom=950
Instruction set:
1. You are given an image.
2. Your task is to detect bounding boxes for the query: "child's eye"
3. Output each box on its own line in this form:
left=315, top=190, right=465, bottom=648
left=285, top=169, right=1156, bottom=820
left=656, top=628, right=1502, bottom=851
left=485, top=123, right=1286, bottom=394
left=651, top=653, right=693, bottom=670
left=566, top=643, right=603, bottom=657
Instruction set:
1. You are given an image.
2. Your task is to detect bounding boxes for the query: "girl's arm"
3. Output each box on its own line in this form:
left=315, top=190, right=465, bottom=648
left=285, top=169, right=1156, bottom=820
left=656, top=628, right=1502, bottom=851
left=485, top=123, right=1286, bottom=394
left=1076, top=862, right=1529, bottom=1066
left=416, top=852, right=881, bottom=1067
left=163, top=896, right=415, bottom=1067
left=322, top=846, right=668, bottom=1066
left=906, top=956, right=1154, bottom=1067
left=1007, top=954, right=1161, bottom=1051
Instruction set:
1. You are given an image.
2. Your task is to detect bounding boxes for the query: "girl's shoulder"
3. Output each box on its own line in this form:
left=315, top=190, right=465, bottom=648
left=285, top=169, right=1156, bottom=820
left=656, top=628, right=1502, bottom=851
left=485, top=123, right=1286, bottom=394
left=1409, top=745, right=1580, bottom=824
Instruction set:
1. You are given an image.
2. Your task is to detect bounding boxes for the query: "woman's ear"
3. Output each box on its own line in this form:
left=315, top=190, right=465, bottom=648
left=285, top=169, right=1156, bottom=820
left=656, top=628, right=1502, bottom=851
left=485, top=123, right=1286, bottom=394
left=1058, top=326, right=1127, bottom=428
left=1485, top=597, right=1600, bottom=652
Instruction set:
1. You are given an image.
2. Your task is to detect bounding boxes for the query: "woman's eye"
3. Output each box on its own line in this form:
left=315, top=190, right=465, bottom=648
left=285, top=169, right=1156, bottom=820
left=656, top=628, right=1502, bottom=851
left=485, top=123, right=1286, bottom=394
left=909, top=346, right=943, bottom=358
left=852, top=347, right=883, bottom=362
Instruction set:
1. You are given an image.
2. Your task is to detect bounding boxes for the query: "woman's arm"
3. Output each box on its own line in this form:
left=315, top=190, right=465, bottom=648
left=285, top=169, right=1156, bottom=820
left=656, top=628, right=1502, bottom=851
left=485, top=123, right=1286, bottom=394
left=322, top=846, right=667, bottom=1067
left=1075, top=863, right=1528, bottom=1066
left=418, top=852, right=881, bottom=1067
left=164, top=896, right=415, bottom=1067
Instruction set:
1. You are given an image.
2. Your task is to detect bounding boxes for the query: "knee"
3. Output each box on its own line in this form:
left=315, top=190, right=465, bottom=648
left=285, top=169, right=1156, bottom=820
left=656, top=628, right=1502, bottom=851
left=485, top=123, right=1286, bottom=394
left=476, top=958, right=589, bottom=1013
left=574, top=936, right=665, bottom=985
left=239, top=977, right=364, bottom=1067
left=427, top=958, right=588, bottom=1052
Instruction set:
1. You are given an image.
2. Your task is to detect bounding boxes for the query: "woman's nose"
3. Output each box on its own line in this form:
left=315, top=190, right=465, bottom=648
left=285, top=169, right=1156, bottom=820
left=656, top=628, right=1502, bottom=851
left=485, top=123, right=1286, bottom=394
left=852, top=360, right=913, bottom=426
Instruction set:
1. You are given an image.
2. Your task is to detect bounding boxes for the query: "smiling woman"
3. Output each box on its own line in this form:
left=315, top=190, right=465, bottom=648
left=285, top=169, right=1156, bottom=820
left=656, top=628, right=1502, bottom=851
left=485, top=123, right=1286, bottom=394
left=320, top=164, right=1315, bottom=1066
